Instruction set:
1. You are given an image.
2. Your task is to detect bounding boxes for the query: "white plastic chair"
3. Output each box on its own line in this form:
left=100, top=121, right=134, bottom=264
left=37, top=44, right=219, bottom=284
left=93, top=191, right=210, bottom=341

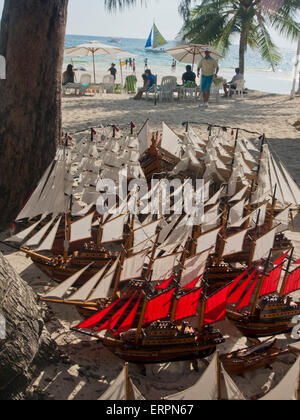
left=231, top=79, right=245, bottom=100
left=158, top=76, right=177, bottom=102
left=102, top=75, right=115, bottom=93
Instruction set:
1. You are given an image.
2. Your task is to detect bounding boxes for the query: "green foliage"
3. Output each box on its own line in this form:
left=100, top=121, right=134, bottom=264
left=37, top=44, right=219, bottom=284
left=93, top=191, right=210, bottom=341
left=179, top=0, right=300, bottom=71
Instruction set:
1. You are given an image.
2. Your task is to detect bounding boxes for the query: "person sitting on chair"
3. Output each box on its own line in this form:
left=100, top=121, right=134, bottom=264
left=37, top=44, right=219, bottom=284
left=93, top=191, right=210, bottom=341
left=62, top=64, right=75, bottom=85
left=182, top=65, right=196, bottom=85
left=223, top=68, right=244, bottom=97
left=133, top=69, right=156, bottom=100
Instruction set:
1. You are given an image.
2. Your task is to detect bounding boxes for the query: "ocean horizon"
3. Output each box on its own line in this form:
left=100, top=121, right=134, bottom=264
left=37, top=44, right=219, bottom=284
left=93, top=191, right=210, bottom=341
left=65, top=34, right=299, bottom=95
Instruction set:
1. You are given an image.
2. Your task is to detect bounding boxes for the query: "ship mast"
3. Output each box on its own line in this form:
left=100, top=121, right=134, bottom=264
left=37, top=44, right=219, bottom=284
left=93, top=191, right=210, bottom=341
left=250, top=250, right=272, bottom=316
left=279, top=248, right=294, bottom=297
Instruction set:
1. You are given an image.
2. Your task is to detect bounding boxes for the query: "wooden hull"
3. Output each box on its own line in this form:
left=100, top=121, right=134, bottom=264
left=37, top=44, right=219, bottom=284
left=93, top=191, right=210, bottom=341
left=227, top=306, right=300, bottom=338
left=31, top=250, right=117, bottom=284
left=220, top=340, right=288, bottom=375
left=111, top=344, right=217, bottom=364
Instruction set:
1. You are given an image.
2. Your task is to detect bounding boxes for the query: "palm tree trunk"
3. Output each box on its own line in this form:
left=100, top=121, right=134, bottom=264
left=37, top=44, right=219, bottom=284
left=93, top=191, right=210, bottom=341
left=0, top=0, right=68, bottom=228
left=239, top=23, right=249, bottom=75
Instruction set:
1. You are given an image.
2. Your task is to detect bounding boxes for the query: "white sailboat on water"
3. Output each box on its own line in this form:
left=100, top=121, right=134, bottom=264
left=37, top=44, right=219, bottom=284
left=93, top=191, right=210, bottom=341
left=145, top=22, right=168, bottom=52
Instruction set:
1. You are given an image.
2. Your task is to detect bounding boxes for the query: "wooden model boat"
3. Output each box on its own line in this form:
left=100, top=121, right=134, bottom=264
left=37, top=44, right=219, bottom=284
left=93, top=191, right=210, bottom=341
left=220, top=338, right=290, bottom=375
left=227, top=249, right=300, bottom=337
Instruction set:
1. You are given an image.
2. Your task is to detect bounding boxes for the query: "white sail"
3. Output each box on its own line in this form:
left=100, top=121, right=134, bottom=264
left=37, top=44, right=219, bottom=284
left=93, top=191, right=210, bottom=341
left=132, top=235, right=156, bottom=254
left=15, top=161, right=54, bottom=221
left=151, top=252, right=182, bottom=282
left=99, top=366, right=145, bottom=401
left=24, top=217, right=56, bottom=247
left=36, top=217, right=62, bottom=251
left=228, top=199, right=245, bottom=225
left=101, top=214, right=127, bottom=243
left=260, top=357, right=300, bottom=400
left=229, top=185, right=248, bottom=202
left=196, top=228, right=220, bottom=255
left=155, top=240, right=184, bottom=258
left=180, top=249, right=210, bottom=287
left=88, top=258, right=120, bottom=301
left=205, top=187, right=223, bottom=206
left=120, top=250, right=149, bottom=282
left=161, top=122, right=182, bottom=158
left=253, top=227, right=277, bottom=261
left=158, top=214, right=180, bottom=244
left=133, top=220, right=160, bottom=247
left=221, top=365, right=246, bottom=400
left=249, top=203, right=267, bottom=227
left=165, top=353, right=219, bottom=400
left=6, top=217, right=45, bottom=243
left=273, top=206, right=291, bottom=233
left=66, top=264, right=109, bottom=302
left=278, top=159, right=300, bottom=206
left=223, top=229, right=248, bottom=257
left=70, top=212, right=94, bottom=243
left=43, top=263, right=94, bottom=299
left=138, top=120, right=149, bottom=155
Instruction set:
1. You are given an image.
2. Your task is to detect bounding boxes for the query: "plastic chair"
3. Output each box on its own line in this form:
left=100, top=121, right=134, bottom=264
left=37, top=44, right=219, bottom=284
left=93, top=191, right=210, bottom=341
left=102, top=75, right=115, bottom=93
left=232, top=79, right=245, bottom=100
left=124, top=75, right=137, bottom=93
left=158, top=76, right=177, bottom=102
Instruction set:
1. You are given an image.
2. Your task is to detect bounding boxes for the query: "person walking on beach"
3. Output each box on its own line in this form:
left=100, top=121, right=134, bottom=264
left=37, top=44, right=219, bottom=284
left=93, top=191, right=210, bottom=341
left=129, top=58, right=132, bottom=69
left=197, top=48, right=219, bottom=108
left=133, top=59, right=136, bottom=74
left=144, top=58, right=148, bottom=69
left=108, top=63, right=117, bottom=81
left=133, top=69, right=156, bottom=100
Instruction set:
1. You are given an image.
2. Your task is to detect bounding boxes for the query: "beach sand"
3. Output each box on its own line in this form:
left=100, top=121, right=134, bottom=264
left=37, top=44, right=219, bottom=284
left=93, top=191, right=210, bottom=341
left=1, top=88, right=300, bottom=400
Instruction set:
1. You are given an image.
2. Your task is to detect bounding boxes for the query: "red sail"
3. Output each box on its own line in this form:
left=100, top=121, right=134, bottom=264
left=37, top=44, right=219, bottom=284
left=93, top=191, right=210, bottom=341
left=155, top=276, right=175, bottom=290
left=174, top=288, right=202, bottom=321
left=143, top=288, right=176, bottom=325
left=95, top=294, right=136, bottom=332
left=273, top=249, right=290, bottom=266
left=75, top=297, right=123, bottom=330
left=114, top=295, right=142, bottom=336
left=204, top=284, right=231, bottom=325
left=260, top=264, right=283, bottom=297
left=236, top=274, right=259, bottom=310
left=283, top=267, right=300, bottom=295
left=183, top=276, right=202, bottom=290
left=227, top=269, right=257, bottom=304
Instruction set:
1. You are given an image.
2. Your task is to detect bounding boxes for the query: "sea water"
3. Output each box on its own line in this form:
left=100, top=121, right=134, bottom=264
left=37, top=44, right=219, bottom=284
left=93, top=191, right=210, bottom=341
left=65, top=34, right=299, bottom=95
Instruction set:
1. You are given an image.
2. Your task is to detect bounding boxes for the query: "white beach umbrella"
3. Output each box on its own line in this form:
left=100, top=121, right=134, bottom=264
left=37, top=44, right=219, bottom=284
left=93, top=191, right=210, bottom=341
left=65, top=41, right=124, bottom=83
left=166, top=43, right=223, bottom=69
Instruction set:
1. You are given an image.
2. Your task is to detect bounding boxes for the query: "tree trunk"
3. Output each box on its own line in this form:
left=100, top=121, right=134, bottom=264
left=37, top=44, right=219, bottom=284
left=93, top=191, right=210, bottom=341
left=0, top=252, right=55, bottom=399
left=239, top=24, right=249, bottom=75
left=0, top=0, right=69, bottom=229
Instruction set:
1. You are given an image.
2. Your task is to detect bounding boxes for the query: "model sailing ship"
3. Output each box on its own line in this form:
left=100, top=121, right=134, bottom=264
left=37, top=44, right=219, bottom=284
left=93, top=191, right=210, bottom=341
left=4, top=119, right=300, bottom=364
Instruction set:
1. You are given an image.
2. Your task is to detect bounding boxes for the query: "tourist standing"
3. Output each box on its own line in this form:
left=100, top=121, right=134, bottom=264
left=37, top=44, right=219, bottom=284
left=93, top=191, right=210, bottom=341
left=197, top=48, right=219, bottom=108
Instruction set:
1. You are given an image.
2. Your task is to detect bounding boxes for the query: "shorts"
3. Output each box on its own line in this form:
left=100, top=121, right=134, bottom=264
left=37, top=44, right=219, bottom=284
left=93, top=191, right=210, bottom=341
left=201, top=75, right=214, bottom=92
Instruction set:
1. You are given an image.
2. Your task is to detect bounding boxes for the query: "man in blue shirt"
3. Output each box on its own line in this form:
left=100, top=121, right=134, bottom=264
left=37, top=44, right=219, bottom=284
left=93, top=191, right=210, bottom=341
left=133, top=69, right=156, bottom=100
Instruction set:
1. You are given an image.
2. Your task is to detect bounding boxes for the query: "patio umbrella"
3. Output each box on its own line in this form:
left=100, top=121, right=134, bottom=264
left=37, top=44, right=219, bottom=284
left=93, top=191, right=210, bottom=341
left=166, top=44, right=223, bottom=70
left=65, top=41, right=124, bottom=83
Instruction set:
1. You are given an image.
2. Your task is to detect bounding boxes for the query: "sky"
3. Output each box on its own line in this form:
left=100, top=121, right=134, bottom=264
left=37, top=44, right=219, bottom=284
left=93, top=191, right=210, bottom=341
left=0, top=0, right=298, bottom=48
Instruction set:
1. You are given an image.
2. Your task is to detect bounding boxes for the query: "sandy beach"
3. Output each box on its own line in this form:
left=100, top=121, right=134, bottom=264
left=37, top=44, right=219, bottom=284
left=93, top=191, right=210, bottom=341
left=0, top=86, right=299, bottom=400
